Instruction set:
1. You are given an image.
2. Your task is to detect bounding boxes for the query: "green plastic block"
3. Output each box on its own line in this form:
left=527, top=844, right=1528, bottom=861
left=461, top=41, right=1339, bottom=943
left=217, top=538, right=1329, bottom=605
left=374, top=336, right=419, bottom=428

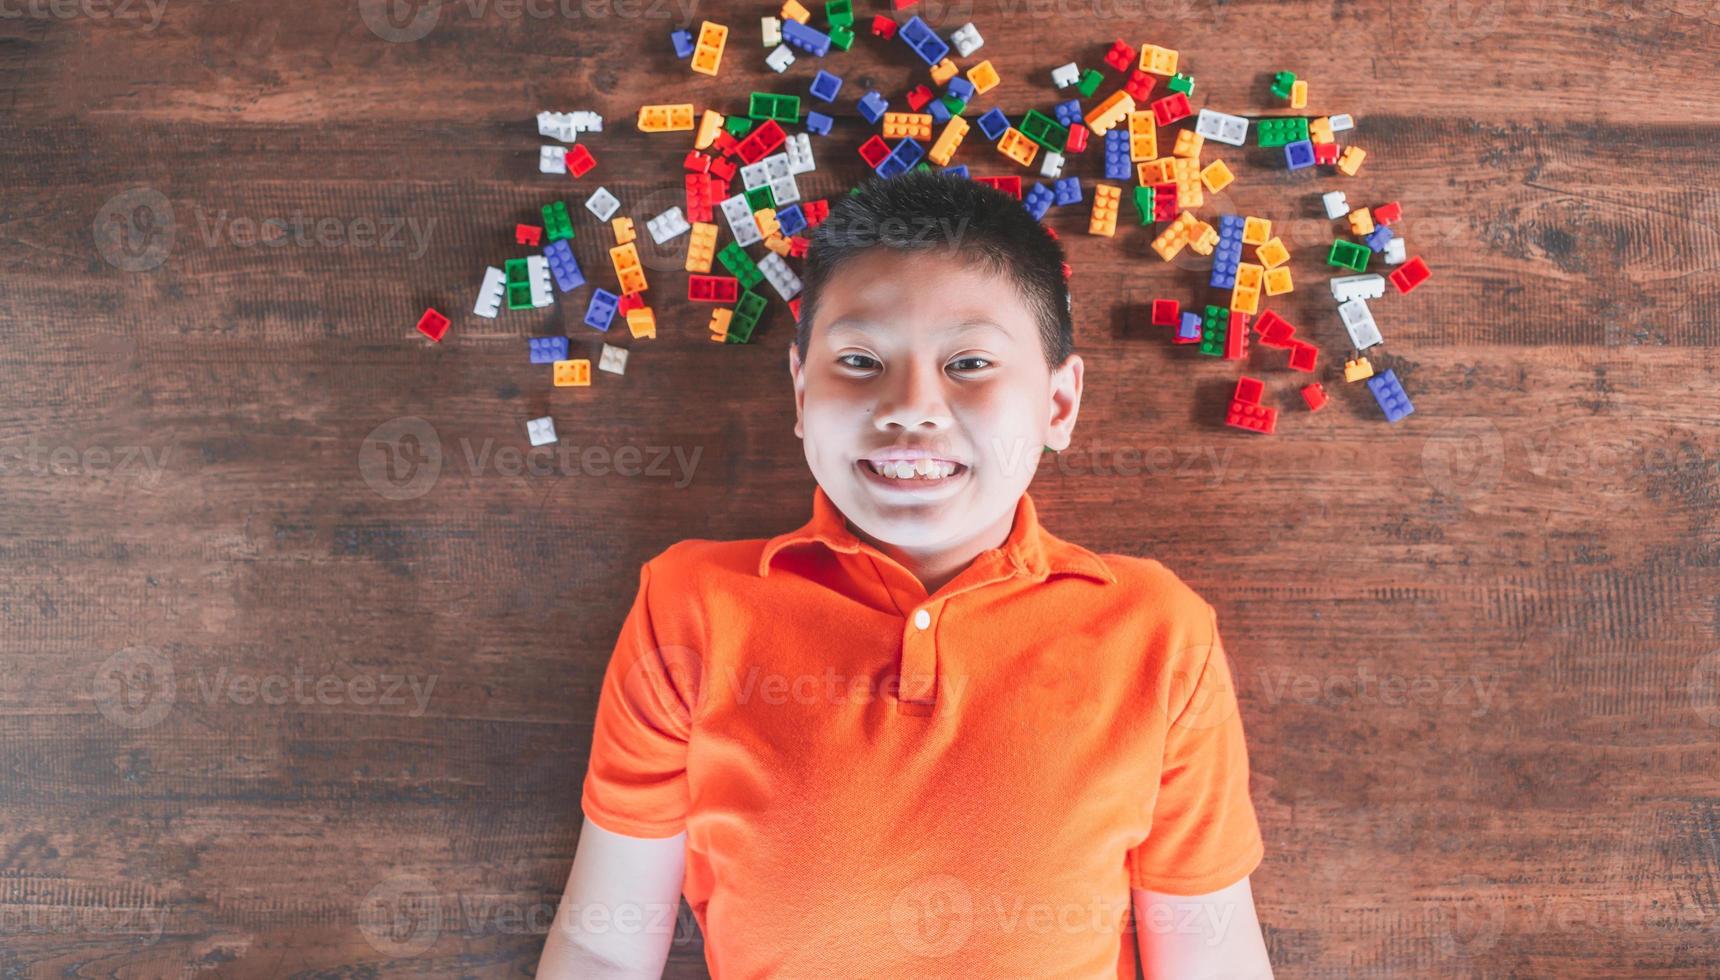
left=1018, top=109, right=1069, bottom=152
left=1328, top=239, right=1371, bottom=272
left=728, top=290, right=767, bottom=343
left=829, top=24, right=855, bottom=50
left=825, top=0, right=852, bottom=28
left=717, top=241, right=763, bottom=289
left=1271, top=70, right=1296, bottom=100
left=940, top=95, right=967, bottom=116
left=748, top=92, right=800, bottom=124
left=505, top=258, right=533, bottom=310
left=1167, top=73, right=1194, bottom=96
left=724, top=114, right=756, bottom=138
left=541, top=201, right=572, bottom=242
left=1255, top=116, right=1309, bottom=148
left=1199, top=305, right=1228, bottom=357
left=1076, top=67, right=1104, bottom=98
left=1132, top=185, right=1156, bottom=225
left=744, top=184, right=776, bottom=212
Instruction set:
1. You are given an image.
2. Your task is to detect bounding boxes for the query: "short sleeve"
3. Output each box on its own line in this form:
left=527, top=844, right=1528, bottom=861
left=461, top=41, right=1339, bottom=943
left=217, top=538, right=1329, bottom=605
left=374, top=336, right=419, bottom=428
left=1127, top=602, right=1265, bottom=895
left=580, top=560, right=702, bottom=839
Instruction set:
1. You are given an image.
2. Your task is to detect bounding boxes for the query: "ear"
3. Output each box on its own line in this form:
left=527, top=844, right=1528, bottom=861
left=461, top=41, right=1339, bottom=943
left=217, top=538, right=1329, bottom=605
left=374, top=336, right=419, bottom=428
left=1044, top=353, right=1083, bottom=452
left=788, top=343, right=806, bottom=440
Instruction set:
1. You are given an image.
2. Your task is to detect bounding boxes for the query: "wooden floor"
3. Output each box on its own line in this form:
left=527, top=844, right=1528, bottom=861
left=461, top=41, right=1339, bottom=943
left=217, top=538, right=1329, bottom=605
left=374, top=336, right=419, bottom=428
left=2, top=0, right=1717, bottom=976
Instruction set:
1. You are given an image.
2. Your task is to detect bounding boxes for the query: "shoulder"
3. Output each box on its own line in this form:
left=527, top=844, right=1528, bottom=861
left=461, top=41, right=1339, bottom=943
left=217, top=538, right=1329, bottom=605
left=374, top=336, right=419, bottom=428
left=640, top=536, right=770, bottom=588
left=1081, top=551, right=1216, bottom=630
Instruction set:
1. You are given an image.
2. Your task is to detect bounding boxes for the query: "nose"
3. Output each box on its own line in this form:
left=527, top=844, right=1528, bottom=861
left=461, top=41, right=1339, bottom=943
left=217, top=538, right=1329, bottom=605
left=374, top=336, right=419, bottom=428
left=873, top=357, right=952, bottom=432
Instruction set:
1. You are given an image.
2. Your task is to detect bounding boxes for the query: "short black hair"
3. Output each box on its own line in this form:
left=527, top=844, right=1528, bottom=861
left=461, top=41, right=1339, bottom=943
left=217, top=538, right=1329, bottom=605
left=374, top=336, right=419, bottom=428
left=793, top=170, right=1074, bottom=368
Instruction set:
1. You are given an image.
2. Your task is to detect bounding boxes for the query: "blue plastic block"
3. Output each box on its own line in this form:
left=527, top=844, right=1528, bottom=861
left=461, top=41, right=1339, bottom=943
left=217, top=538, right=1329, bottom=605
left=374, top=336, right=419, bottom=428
left=670, top=29, right=693, bottom=58
left=809, top=69, right=843, bottom=103
left=583, top=287, right=619, bottom=332
left=1177, top=311, right=1202, bottom=342
left=928, top=99, right=951, bottom=124
left=1364, top=224, right=1395, bottom=253
left=544, top=238, right=584, bottom=292
left=976, top=107, right=1010, bottom=142
left=945, top=77, right=975, bottom=102
left=1022, top=182, right=1054, bottom=221
left=1053, top=176, right=1083, bottom=206
left=776, top=203, right=807, bottom=237
left=781, top=19, right=831, bottom=56
left=1210, top=215, right=1245, bottom=289
left=942, top=164, right=969, bottom=179
left=1054, top=98, right=1083, bottom=127
left=529, top=336, right=570, bottom=364
left=890, top=137, right=924, bottom=169
left=899, top=15, right=949, bottom=65
left=858, top=91, right=889, bottom=125
left=1367, top=369, right=1415, bottom=423
left=1104, top=129, right=1131, bottom=180
left=1284, top=139, right=1316, bottom=170
left=805, top=110, right=833, bottom=135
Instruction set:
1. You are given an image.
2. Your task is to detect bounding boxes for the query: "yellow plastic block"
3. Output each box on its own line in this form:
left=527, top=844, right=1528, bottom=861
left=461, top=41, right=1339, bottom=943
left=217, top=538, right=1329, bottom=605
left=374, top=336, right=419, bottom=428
left=1257, top=237, right=1291, bottom=269
left=1200, top=158, right=1234, bottom=193
left=1151, top=212, right=1199, bottom=261
left=1264, top=266, right=1293, bottom=296
left=1127, top=112, right=1156, bottom=161
left=1188, top=220, right=1218, bottom=256
left=967, top=60, right=1000, bottom=95
left=1089, top=184, right=1121, bottom=237
left=1136, top=157, right=1175, bottom=184
left=691, top=21, right=727, bottom=76
left=1235, top=263, right=1264, bottom=292
left=553, top=359, right=591, bottom=387
left=1230, top=284, right=1260, bottom=315
left=610, top=243, right=648, bottom=294
left=1178, top=179, right=1203, bottom=211
left=1138, top=44, right=1178, bottom=75
left=1083, top=90, right=1134, bottom=136
left=778, top=0, right=808, bottom=23
left=1242, top=216, right=1271, bottom=246
left=1173, top=129, right=1204, bottom=159
left=686, top=222, right=718, bottom=273
left=928, top=116, right=969, bottom=167
left=883, top=112, right=933, bottom=140
left=1338, top=145, right=1367, bottom=176
left=1290, top=80, right=1307, bottom=109
left=637, top=104, right=695, bottom=133
left=1309, top=116, right=1334, bottom=145
left=997, top=127, right=1038, bottom=167
left=1348, top=208, right=1375, bottom=236
left=626, top=307, right=657, bottom=340
left=695, top=109, right=726, bottom=149
left=1344, top=356, right=1375, bottom=382
left=753, top=208, right=781, bottom=240
left=612, top=216, right=635, bottom=245
left=762, top=231, right=791, bottom=257
left=930, top=57, right=958, bottom=85
left=708, top=307, right=733, bottom=343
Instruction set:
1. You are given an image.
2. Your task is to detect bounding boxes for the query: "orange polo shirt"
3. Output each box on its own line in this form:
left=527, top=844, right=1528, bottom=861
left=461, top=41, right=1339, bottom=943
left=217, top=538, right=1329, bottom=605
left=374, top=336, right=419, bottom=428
left=581, top=486, right=1264, bottom=978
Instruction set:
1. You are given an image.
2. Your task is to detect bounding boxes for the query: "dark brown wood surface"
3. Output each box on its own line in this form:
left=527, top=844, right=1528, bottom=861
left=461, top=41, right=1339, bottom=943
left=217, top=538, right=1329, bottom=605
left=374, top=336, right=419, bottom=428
left=2, top=0, right=1717, bottom=976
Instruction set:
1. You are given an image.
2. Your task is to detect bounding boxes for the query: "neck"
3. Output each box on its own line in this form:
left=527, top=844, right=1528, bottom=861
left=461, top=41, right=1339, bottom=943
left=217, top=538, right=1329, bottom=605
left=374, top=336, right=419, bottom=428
left=848, top=505, right=1018, bottom=597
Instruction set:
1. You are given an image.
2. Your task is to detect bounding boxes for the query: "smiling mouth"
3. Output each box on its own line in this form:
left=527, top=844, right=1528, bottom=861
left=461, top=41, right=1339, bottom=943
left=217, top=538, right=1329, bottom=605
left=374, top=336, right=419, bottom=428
left=859, top=458, right=968, bottom=482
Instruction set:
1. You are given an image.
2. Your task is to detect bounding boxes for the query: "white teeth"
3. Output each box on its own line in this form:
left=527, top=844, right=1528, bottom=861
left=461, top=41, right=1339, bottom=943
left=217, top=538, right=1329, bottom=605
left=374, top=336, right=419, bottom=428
left=873, top=459, right=957, bottom=480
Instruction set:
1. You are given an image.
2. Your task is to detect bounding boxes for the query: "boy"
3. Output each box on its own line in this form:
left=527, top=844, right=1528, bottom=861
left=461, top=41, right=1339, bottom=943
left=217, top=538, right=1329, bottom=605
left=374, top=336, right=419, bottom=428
left=538, top=171, right=1271, bottom=979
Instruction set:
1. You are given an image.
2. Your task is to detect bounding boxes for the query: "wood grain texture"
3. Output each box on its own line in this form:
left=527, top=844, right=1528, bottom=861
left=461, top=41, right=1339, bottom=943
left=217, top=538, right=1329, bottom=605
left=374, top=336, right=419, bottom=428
left=1, top=0, right=1717, bottom=976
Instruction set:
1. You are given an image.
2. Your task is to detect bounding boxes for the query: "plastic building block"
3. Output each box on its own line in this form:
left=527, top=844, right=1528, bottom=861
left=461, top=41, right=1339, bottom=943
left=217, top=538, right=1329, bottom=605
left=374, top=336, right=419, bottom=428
left=515, top=224, right=543, bottom=247
left=1328, top=239, right=1371, bottom=272
left=1175, top=310, right=1201, bottom=343
left=1103, top=39, right=1135, bottom=73
left=1151, top=93, right=1192, bottom=126
left=1064, top=123, right=1089, bottom=154
left=564, top=144, right=596, bottom=178
left=1039, top=150, right=1065, bottom=179
left=1287, top=340, right=1318, bottom=372
left=1252, top=237, right=1288, bottom=270
left=609, top=242, right=647, bottom=294
left=928, top=116, right=968, bottom=166
left=1168, top=72, right=1193, bottom=96
left=973, top=175, right=1022, bottom=199
left=626, top=306, right=657, bottom=340
left=1344, top=356, right=1374, bottom=383
left=583, top=288, right=619, bottom=331
left=1284, top=139, right=1315, bottom=170
left=1364, top=225, right=1395, bottom=253
left=530, top=336, right=570, bottom=363
left=1329, top=113, right=1355, bottom=133
left=1019, top=109, right=1070, bottom=152
left=996, top=127, right=1039, bottom=168
left=804, top=110, right=833, bottom=134
left=1264, top=266, right=1293, bottom=296
left=1309, top=116, right=1334, bottom=144
left=765, top=44, right=795, bottom=73
left=1390, top=257, right=1431, bottom=294
left=1338, top=297, right=1382, bottom=349
left=1291, top=79, right=1308, bottom=109
left=1348, top=208, right=1375, bottom=236
left=1088, top=184, right=1121, bottom=237
left=1121, top=68, right=1155, bottom=103
left=1103, top=129, right=1131, bottom=180
left=826, top=0, right=853, bottom=28
left=762, top=14, right=783, bottom=46
left=1053, top=98, right=1083, bottom=129
left=1337, top=145, right=1367, bottom=176
left=950, top=21, right=982, bottom=56
left=719, top=194, right=763, bottom=247
left=942, top=164, right=969, bottom=179
left=1195, top=159, right=1232, bottom=194
left=1322, top=190, right=1349, bottom=220
left=809, top=69, right=843, bottom=102
left=1051, top=62, right=1080, bottom=88
left=1127, top=112, right=1157, bottom=162
left=1151, top=298, right=1180, bottom=327
left=1313, top=142, right=1340, bottom=166
left=638, top=104, right=695, bottom=132
left=1151, top=181, right=1178, bottom=221
left=1172, top=129, right=1204, bottom=159
left=1367, top=369, right=1413, bottom=422
left=670, top=27, right=694, bottom=57
left=1374, top=201, right=1403, bottom=225
left=504, top=258, right=532, bottom=310
left=1188, top=220, right=1219, bottom=256
left=1083, top=90, right=1134, bottom=137
left=1138, top=44, right=1178, bottom=75
left=967, top=60, right=999, bottom=95
left=1331, top=273, right=1386, bottom=303
left=688, top=274, right=740, bottom=304
left=473, top=266, right=505, bottom=319
left=882, top=112, right=933, bottom=140
left=646, top=206, right=691, bottom=244
left=526, top=255, right=552, bottom=308
left=749, top=92, right=800, bottom=124
left=781, top=0, right=808, bottom=23
left=1384, top=237, right=1408, bottom=265
left=897, top=15, right=948, bottom=64
left=612, top=215, right=635, bottom=245
left=1301, top=382, right=1327, bottom=411
left=544, top=239, right=584, bottom=292
left=781, top=18, right=830, bottom=56
left=542, top=201, right=573, bottom=242
left=1022, top=182, right=1055, bottom=221
left=539, top=145, right=567, bottom=174
left=1255, top=117, right=1308, bottom=147
left=717, top=240, right=764, bottom=289
left=1231, top=263, right=1263, bottom=315
left=976, top=107, right=1010, bottom=141
left=1210, top=215, right=1245, bottom=289
left=1195, top=108, right=1248, bottom=146
left=1223, top=310, right=1251, bottom=359
left=1053, top=176, right=1082, bottom=206
left=1198, top=304, right=1229, bottom=355
left=1226, top=375, right=1276, bottom=434
left=416, top=308, right=450, bottom=342
left=857, top=134, right=890, bottom=168
left=526, top=416, right=557, bottom=447
left=1270, top=70, right=1296, bottom=100
left=598, top=343, right=629, bottom=375
left=1151, top=211, right=1198, bottom=260
left=776, top=203, right=807, bottom=237
left=755, top=252, right=801, bottom=301
left=1252, top=310, right=1296, bottom=347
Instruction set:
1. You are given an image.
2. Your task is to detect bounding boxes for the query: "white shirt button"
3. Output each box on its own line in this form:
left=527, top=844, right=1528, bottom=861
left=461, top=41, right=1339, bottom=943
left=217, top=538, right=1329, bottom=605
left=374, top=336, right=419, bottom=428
left=913, top=609, right=931, bottom=630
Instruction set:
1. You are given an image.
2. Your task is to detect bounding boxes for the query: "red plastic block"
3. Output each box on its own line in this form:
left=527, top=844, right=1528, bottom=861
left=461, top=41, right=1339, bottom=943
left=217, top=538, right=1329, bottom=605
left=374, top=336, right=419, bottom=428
left=683, top=150, right=711, bottom=173
left=858, top=134, right=891, bottom=168
left=1224, top=311, right=1250, bottom=360
left=1064, top=124, right=1089, bottom=154
left=1151, top=299, right=1180, bottom=327
left=1301, top=382, right=1328, bottom=412
left=789, top=235, right=810, bottom=258
left=565, top=144, right=596, bottom=178
left=415, top=308, right=450, bottom=342
left=688, top=274, right=740, bottom=304
left=790, top=296, right=802, bottom=320
left=1373, top=201, right=1402, bottom=225
left=1313, top=142, right=1340, bottom=166
left=870, top=14, right=897, bottom=38
left=618, top=291, right=645, bottom=314
left=803, top=198, right=831, bottom=228
left=1287, top=341, right=1319, bottom=372
left=1060, top=261, right=1072, bottom=280
left=515, top=224, right=542, bottom=247
left=711, top=131, right=739, bottom=158
left=1044, top=226, right=1060, bottom=241
left=736, top=120, right=786, bottom=164
left=1226, top=399, right=1278, bottom=434
left=1123, top=68, right=1155, bottom=103
left=1233, top=375, right=1265, bottom=405
left=905, top=84, right=934, bottom=112
left=1103, top=39, right=1136, bottom=74
left=892, top=0, right=918, bottom=8
left=1389, top=256, right=1431, bottom=294
left=1150, top=92, right=1192, bottom=126
left=1152, top=182, right=1179, bottom=221
left=1253, top=310, right=1296, bottom=348
left=709, top=157, right=737, bottom=182
left=973, top=175, right=1022, bottom=199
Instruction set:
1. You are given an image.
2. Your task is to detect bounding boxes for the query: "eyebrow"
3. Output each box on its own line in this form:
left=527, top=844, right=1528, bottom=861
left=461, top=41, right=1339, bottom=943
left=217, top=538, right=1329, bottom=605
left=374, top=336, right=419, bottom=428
left=824, top=316, right=1011, bottom=337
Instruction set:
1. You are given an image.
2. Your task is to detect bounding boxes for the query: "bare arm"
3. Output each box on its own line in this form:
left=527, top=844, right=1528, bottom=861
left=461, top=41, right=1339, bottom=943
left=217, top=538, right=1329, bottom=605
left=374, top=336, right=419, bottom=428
left=1133, top=875, right=1272, bottom=980
left=536, top=817, right=687, bottom=980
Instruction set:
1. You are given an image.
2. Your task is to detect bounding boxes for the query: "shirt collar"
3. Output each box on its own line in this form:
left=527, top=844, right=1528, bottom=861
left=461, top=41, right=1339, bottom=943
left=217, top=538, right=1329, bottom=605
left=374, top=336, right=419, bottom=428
left=758, top=485, right=1117, bottom=585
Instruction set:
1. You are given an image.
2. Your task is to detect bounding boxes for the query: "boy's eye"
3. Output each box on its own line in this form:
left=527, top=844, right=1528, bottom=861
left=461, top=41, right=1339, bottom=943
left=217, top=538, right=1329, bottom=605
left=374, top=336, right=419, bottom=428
left=949, top=357, right=992, bottom=372
left=837, top=353, right=879, bottom=370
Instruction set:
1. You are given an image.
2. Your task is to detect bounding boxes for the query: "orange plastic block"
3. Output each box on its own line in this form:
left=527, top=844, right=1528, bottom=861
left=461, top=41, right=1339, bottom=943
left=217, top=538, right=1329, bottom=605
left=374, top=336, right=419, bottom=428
left=1089, top=184, right=1121, bottom=237
left=610, top=242, right=648, bottom=294
left=1344, top=356, right=1375, bottom=382
left=1264, top=266, right=1294, bottom=296
left=762, top=231, right=791, bottom=257
left=1337, top=145, right=1367, bottom=176
left=928, top=116, right=969, bottom=166
left=1188, top=220, right=1218, bottom=256
left=1138, top=44, right=1178, bottom=75
left=882, top=112, right=933, bottom=140
left=996, top=127, right=1038, bottom=167
left=707, top=307, right=733, bottom=343
left=1083, top=90, right=1134, bottom=136
left=1257, top=237, right=1291, bottom=269
left=779, top=0, right=808, bottom=23
left=1290, top=80, right=1307, bottom=109
left=626, top=306, right=657, bottom=340
left=1151, top=211, right=1200, bottom=261
left=930, top=58, right=958, bottom=85
left=1309, top=116, right=1334, bottom=145
left=1173, top=129, right=1204, bottom=159
left=1128, top=113, right=1157, bottom=161
left=695, top=109, right=726, bottom=149
left=1242, top=217, right=1271, bottom=246
left=1348, top=208, right=1375, bottom=236
left=754, top=207, right=781, bottom=240
left=1200, top=158, right=1234, bottom=193
left=1136, top=157, right=1176, bottom=184
left=612, top=216, right=635, bottom=245
left=638, top=104, right=695, bottom=132
left=691, top=21, right=727, bottom=76
left=553, top=359, right=592, bottom=387
left=967, top=60, right=1000, bottom=95
left=686, top=222, right=718, bottom=273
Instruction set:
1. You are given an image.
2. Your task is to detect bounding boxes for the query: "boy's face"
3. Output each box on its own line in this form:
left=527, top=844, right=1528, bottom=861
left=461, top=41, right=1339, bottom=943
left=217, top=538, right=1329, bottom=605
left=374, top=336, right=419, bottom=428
left=788, top=248, right=1083, bottom=559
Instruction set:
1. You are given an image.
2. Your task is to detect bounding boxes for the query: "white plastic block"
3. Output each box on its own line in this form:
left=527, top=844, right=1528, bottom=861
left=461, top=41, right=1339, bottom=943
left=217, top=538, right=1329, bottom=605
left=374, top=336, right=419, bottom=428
left=473, top=266, right=505, bottom=319
left=1321, top=190, right=1349, bottom=220
left=740, top=159, right=772, bottom=190
left=1051, top=62, right=1080, bottom=89
left=1339, top=297, right=1383, bottom=350
left=784, top=132, right=815, bottom=174
left=757, top=252, right=802, bottom=302
left=761, top=15, right=781, bottom=46
left=537, top=111, right=577, bottom=142
left=598, top=343, right=628, bottom=375
left=951, top=22, right=983, bottom=57
left=1195, top=108, right=1249, bottom=147
left=720, top=194, right=762, bottom=246
left=526, top=416, right=557, bottom=447
left=1330, top=274, right=1386, bottom=303
left=1039, top=150, right=1065, bottom=179
left=539, top=146, right=567, bottom=174
left=1384, top=237, right=1407, bottom=265
left=585, top=186, right=620, bottom=222
left=1329, top=113, right=1355, bottom=133
left=765, top=43, right=794, bottom=73
left=526, top=255, right=552, bottom=308
left=767, top=174, right=801, bottom=207
left=572, top=111, right=602, bottom=133
left=647, top=206, right=691, bottom=244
